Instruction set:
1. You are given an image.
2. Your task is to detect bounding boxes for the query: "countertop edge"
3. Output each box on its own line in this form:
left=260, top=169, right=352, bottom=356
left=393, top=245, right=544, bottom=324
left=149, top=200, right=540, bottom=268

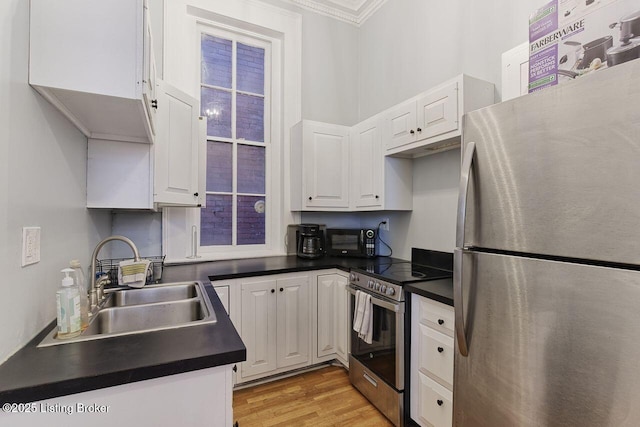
left=404, top=280, right=454, bottom=307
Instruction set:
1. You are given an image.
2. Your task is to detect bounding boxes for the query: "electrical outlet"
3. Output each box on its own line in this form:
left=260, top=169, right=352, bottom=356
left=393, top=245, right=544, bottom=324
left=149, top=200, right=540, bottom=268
left=380, top=218, right=390, bottom=232
left=22, top=227, right=41, bottom=267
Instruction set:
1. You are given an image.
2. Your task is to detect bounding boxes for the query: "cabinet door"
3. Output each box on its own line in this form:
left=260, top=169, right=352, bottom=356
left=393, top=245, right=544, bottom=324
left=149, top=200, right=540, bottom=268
left=277, top=276, right=310, bottom=369
left=317, top=275, right=337, bottom=357
left=142, top=0, right=157, bottom=136
left=417, top=373, right=453, bottom=427
left=241, top=279, right=277, bottom=378
left=335, top=274, right=349, bottom=366
left=416, top=82, right=458, bottom=141
left=352, top=118, right=383, bottom=209
left=154, top=80, right=201, bottom=206
left=303, top=122, right=350, bottom=208
left=385, top=100, right=417, bottom=150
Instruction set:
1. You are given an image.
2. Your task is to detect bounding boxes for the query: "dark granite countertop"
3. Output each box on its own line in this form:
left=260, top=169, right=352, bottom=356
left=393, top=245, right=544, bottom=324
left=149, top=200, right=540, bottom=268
left=0, top=284, right=245, bottom=404
left=404, top=279, right=454, bottom=307
left=162, top=255, right=402, bottom=283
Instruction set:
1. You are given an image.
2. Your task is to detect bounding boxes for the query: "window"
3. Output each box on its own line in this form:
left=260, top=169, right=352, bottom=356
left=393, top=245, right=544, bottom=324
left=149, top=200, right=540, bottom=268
left=161, top=2, right=300, bottom=263
left=199, top=30, right=270, bottom=251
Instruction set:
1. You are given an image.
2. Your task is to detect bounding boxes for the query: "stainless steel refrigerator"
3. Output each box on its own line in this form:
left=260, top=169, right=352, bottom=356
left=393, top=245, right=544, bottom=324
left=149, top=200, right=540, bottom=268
left=454, top=59, right=640, bottom=426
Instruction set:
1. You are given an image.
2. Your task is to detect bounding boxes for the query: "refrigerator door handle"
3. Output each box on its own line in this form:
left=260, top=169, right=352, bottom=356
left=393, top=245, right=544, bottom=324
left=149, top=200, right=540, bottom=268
left=456, top=141, right=475, bottom=249
left=454, top=249, right=469, bottom=356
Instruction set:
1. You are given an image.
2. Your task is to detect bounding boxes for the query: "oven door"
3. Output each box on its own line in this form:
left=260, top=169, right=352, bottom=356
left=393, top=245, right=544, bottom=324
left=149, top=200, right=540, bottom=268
left=348, top=284, right=405, bottom=390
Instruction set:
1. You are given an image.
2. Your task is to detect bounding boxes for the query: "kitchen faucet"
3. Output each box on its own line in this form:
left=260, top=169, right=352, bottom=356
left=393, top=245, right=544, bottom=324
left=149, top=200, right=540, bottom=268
left=89, top=236, right=141, bottom=310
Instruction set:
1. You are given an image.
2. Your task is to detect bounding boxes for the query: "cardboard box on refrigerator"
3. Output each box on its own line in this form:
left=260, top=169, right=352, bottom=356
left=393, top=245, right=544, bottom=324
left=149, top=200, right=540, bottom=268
left=528, top=0, right=640, bottom=92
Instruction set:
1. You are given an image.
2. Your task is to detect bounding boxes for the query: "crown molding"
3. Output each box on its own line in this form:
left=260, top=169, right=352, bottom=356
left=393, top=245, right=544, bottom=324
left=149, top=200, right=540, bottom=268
left=285, top=0, right=387, bottom=26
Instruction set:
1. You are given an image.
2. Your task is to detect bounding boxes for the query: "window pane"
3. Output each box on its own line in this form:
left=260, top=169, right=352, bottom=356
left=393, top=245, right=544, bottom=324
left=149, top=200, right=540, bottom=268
left=237, top=43, right=265, bottom=95
left=201, top=34, right=232, bottom=88
left=201, top=195, right=232, bottom=246
left=236, top=94, right=264, bottom=142
left=201, top=87, right=232, bottom=138
left=206, top=141, right=232, bottom=193
left=237, top=196, right=266, bottom=245
left=237, top=145, right=265, bottom=194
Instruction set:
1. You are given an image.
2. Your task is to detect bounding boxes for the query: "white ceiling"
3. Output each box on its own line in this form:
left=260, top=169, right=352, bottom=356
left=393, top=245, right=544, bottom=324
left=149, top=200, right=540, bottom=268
left=287, top=0, right=388, bottom=25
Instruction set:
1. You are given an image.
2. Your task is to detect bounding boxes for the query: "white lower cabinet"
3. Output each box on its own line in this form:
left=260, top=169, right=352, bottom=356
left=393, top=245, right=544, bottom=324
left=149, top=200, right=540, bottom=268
left=316, top=272, right=349, bottom=367
left=239, top=274, right=310, bottom=381
left=416, top=373, right=454, bottom=427
left=3, top=366, right=233, bottom=427
left=411, top=294, right=455, bottom=427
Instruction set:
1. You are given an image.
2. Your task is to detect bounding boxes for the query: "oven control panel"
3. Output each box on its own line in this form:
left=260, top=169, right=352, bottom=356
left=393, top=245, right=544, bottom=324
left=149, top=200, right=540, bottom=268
left=349, top=271, right=404, bottom=302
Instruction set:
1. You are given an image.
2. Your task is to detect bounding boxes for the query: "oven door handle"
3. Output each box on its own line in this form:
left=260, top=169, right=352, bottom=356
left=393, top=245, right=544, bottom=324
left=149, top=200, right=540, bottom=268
left=347, top=284, right=403, bottom=313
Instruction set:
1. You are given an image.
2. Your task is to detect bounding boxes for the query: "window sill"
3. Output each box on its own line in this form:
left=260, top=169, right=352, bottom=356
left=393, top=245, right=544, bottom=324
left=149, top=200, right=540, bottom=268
left=165, top=249, right=288, bottom=265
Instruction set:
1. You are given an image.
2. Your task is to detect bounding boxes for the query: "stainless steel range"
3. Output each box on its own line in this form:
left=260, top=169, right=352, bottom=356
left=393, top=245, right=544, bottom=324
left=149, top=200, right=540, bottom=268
left=348, top=260, right=452, bottom=426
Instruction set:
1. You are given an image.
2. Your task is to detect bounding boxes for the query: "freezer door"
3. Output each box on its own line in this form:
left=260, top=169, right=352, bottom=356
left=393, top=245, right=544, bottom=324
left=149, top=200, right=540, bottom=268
left=460, top=59, right=640, bottom=265
left=454, top=250, right=640, bottom=427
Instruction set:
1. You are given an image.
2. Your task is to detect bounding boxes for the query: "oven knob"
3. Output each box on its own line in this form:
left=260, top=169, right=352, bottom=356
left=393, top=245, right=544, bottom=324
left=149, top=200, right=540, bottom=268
left=375, top=282, right=381, bottom=291
left=386, top=287, right=396, bottom=296
left=368, top=280, right=375, bottom=289
left=380, top=285, right=387, bottom=293
left=350, top=273, right=356, bottom=282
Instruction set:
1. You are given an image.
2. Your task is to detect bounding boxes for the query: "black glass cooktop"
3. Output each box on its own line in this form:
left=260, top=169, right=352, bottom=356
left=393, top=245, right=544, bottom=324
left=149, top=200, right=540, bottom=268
left=353, top=261, right=452, bottom=286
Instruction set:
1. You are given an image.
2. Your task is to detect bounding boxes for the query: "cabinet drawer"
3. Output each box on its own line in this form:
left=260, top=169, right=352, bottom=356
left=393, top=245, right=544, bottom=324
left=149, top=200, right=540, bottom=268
left=417, top=373, right=453, bottom=427
left=419, top=325, right=454, bottom=387
left=419, top=298, right=454, bottom=336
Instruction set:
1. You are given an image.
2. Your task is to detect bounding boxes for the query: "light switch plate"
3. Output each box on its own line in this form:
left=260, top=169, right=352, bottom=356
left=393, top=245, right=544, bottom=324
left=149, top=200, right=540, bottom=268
left=22, top=226, right=41, bottom=267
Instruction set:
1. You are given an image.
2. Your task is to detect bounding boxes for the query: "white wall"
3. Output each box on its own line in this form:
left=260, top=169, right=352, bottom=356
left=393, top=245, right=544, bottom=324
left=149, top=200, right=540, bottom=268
left=358, top=0, right=542, bottom=119
left=0, top=1, right=111, bottom=362
left=301, top=10, right=359, bottom=125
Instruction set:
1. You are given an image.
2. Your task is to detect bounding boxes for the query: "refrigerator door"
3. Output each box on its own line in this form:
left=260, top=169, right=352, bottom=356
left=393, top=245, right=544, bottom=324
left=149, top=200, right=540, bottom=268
left=454, top=250, right=640, bottom=426
left=460, top=59, right=640, bottom=265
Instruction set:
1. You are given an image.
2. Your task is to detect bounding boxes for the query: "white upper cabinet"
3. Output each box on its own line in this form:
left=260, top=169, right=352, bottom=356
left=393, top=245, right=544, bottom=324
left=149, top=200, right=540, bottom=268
left=153, top=81, right=203, bottom=207
left=385, top=75, right=495, bottom=157
left=291, top=121, right=351, bottom=210
left=29, top=0, right=156, bottom=143
left=87, top=80, right=205, bottom=209
left=351, top=116, right=412, bottom=211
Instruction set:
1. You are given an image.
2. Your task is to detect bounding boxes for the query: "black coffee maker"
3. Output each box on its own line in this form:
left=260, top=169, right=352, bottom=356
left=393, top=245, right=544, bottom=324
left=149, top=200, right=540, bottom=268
left=297, top=224, right=325, bottom=259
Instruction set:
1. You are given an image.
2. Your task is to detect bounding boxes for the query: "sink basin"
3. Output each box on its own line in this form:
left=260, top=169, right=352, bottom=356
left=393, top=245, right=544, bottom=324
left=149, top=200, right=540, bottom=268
left=102, top=282, right=199, bottom=308
left=38, top=281, right=216, bottom=347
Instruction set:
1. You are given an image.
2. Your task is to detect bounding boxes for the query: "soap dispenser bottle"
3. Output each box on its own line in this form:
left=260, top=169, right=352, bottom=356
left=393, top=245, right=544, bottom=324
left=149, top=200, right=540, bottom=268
left=70, top=260, right=89, bottom=330
left=56, top=268, right=81, bottom=339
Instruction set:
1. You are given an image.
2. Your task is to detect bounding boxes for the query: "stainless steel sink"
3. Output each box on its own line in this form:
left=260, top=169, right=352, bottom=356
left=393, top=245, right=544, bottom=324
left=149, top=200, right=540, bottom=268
left=102, top=282, right=199, bottom=308
left=38, top=281, right=216, bottom=347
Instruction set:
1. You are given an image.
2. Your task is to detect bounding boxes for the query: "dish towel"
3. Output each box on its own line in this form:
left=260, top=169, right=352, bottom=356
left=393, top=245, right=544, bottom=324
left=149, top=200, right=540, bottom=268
left=118, top=259, right=151, bottom=288
left=353, top=290, right=374, bottom=344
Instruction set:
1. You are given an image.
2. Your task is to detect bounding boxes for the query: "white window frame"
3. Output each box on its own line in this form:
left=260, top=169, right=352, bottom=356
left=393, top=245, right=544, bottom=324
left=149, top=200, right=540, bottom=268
left=161, top=1, right=301, bottom=263
left=198, top=26, right=272, bottom=255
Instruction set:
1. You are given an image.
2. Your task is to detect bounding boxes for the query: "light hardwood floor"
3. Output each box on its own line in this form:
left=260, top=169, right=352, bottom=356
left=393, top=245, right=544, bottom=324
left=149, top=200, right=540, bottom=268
left=233, top=365, right=393, bottom=427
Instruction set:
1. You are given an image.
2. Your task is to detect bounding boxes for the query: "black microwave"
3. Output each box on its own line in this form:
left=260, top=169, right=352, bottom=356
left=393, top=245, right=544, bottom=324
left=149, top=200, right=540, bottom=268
left=325, top=228, right=376, bottom=258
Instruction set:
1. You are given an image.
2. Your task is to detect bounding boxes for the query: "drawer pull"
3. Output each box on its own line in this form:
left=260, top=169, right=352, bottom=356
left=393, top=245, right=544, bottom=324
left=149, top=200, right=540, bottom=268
left=437, top=346, right=444, bottom=353
left=363, top=372, right=378, bottom=388
left=437, top=399, right=444, bottom=406
left=438, top=319, right=444, bottom=325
